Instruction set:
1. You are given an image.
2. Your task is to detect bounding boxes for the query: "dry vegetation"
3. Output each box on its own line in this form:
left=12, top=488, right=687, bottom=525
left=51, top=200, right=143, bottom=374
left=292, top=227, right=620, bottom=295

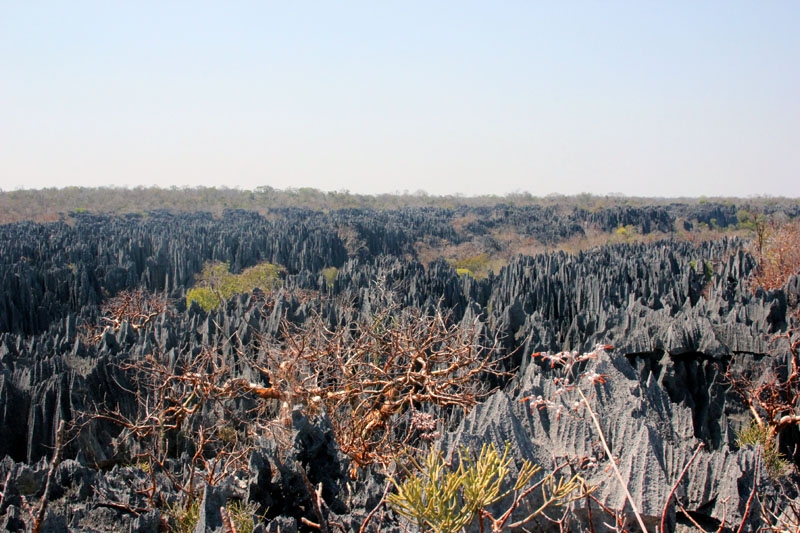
left=262, top=302, right=506, bottom=472
left=749, top=219, right=800, bottom=291
left=0, top=185, right=794, bottom=224
left=79, top=289, right=170, bottom=345
left=80, top=288, right=508, bottom=527
left=5, top=188, right=800, bottom=531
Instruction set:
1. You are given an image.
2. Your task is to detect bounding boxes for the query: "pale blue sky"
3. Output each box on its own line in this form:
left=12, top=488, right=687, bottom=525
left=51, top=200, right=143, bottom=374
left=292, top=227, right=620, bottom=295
left=1, top=2, right=798, bottom=197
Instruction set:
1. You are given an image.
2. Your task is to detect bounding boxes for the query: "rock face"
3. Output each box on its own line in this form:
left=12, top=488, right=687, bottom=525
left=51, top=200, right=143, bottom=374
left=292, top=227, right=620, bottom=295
left=0, top=205, right=798, bottom=531
left=446, top=349, right=770, bottom=531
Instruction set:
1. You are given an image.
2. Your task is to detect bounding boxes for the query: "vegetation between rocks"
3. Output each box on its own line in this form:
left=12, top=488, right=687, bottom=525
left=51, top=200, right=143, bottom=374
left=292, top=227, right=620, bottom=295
left=186, top=261, right=284, bottom=311
left=1, top=197, right=799, bottom=531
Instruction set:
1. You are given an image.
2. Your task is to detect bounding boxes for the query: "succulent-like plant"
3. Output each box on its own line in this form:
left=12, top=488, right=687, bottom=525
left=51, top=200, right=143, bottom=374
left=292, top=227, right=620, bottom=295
left=388, top=442, right=587, bottom=532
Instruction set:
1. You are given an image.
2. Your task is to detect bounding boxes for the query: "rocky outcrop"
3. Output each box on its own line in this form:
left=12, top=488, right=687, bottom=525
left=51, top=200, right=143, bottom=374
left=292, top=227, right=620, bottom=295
left=445, top=348, right=773, bottom=531
left=0, top=206, right=798, bottom=531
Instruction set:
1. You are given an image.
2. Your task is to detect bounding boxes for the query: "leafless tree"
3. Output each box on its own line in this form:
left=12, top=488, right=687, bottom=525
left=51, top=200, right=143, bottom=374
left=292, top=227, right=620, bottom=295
left=259, top=302, right=508, bottom=472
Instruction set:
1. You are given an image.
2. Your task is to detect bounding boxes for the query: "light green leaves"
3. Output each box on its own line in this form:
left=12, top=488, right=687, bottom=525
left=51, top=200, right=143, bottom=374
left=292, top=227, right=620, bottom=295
left=186, top=261, right=284, bottom=311
left=388, top=441, right=591, bottom=532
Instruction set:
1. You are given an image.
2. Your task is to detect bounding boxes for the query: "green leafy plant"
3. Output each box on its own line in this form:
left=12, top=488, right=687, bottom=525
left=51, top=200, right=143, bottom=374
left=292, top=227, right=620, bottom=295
left=167, top=497, right=200, bottom=533
left=614, top=224, right=638, bottom=241
left=388, top=442, right=588, bottom=532
left=224, top=499, right=262, bottom=533
left=737, top=419, right=790, bottom=479
left=186, top=261, right=284, bottom=311
left=321, top=266, right=338, bottom=288
left=185, top=286, right=222, bottom=312
left=450, top=253, right=500, bottom=280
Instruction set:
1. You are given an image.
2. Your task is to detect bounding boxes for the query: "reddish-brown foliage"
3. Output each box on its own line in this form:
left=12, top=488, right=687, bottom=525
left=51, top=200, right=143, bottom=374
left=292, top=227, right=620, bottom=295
left=751, top=220, right=800, bottom=291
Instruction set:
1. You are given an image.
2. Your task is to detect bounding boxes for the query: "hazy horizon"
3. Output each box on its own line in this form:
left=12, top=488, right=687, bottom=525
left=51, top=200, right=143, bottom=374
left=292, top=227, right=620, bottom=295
left=2, top=2, right=798, bottom=197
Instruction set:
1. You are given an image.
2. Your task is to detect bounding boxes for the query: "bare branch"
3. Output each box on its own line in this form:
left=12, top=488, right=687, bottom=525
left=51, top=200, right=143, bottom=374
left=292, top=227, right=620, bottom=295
left=660, top=442, right=704, bottom=533
left=31, top=420, right=66, bottom=533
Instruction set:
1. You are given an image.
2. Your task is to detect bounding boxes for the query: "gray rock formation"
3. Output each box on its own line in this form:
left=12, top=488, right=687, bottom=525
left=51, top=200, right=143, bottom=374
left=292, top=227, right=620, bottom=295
left=0, top=205, right=798, bottom=531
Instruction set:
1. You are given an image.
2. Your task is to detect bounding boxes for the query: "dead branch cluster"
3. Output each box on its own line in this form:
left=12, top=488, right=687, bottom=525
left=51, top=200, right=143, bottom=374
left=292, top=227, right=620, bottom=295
left=727, top=329, right=800, bottom=439
left=750, top=218, right=800, bottom=292
left=261, top=304, right=506, bottom=471
left=520, top=345, right=611, bottom=422
left=80, top=289, right=169, bottom=344
left=96, top=348, right=274, bottom=505
left=90, top=294, right=506, bottom=529
left=722, top=329, right=800, bottom=532
left=19, top=422, right=66, bottom=533
left=101, top=289, right=168, bottom=330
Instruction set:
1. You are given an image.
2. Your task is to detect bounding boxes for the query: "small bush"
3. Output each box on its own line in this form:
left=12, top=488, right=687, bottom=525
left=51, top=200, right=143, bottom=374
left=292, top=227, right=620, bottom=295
left=389, top=443, right=535, bottom=532
left=736, top=420, right=790, bottom=479
left=451, top=253, right=502, bottom=280
left=750, top=219, right=800, bottom=291
left=225, top=500, right=261, bottom=533
left=690, top=259, right=713, bottom=279
left=186, top=261, right=284, bottom=311
left=388, top=442, right=587, bottom=532
left=614, top=225, right=638, bottom=242
left=321, top=266, right=338, bottom=288
left=167, top=498, right=200, bottom=533
left=186, top=286, right=222, bottom=312
left=236, top=262, right=284, bottom=293
left=727, top=330, right=800, bottom=480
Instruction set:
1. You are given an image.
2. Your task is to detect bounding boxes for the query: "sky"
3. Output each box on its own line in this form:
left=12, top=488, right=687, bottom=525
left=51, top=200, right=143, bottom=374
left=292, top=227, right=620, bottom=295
left=1, top=2, right=798, bottom=198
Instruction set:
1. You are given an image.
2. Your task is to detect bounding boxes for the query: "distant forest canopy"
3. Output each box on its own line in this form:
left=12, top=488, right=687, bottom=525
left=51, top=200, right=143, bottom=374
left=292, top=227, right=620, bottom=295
left=1, top=185, right=799, bottom=225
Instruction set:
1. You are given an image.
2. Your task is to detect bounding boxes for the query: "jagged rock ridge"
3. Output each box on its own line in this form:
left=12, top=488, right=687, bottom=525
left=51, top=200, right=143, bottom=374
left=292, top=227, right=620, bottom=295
left=0, top=206, right=798, bottom=531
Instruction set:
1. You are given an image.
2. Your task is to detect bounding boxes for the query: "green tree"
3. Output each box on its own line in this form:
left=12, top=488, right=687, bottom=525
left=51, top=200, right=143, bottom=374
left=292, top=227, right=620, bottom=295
left=186, top=261, right=284, bottom=311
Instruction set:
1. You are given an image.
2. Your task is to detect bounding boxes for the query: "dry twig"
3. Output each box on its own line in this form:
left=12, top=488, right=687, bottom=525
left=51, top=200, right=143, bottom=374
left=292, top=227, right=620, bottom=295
left=30, top=420, right=66, bottom=533
left=660, top=442, right=705, bottom=533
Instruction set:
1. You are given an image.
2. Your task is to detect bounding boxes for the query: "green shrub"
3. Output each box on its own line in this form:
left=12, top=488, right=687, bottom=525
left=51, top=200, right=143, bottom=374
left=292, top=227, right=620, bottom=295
left=167, top=498, right=200, bottom=533
left=614, top=225, right=637, bottom=242
left=225, top=500, right=261, bottom=533
left=454, top=253, right=489, bottom=274
left=388, top=442, right=586, bottom=532
left=703, top=260, right=714, bottom=279
left=186, top=286, right=222, bottom=312
left=321, top=266, right=338, bottom=288
left=235, top=262, right=283, bottom=293
left=736, top=420, right=790, bottom=479
left=388, top=443, right=530, bottom=532
left=186, top=261, right=284, bottom=311
left=451, top=253, right=502, bottom=280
